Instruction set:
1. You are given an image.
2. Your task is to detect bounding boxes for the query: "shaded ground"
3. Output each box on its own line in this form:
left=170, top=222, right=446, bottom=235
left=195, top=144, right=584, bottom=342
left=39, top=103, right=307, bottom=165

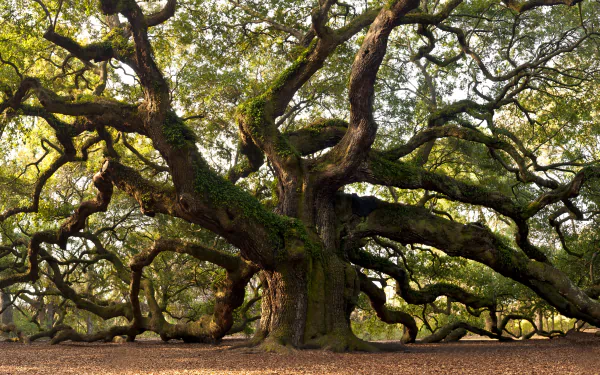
left=1, top=333, right=599, bottom=374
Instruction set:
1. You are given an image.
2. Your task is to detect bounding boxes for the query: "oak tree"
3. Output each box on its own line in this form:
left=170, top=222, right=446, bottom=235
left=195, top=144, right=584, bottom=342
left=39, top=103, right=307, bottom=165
left=1, top=0, right=600, bottom=351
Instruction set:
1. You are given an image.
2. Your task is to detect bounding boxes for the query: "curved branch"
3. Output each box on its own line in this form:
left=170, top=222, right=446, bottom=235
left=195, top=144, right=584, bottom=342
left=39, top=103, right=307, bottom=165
left=347, top=196, right=600, bottom=326
left=128, top=238, right=257, bottom=342
left=349, top=247, right=495, bottom=311
left=146, top=0, right=177, bottom=27
left=0, top=162, right=114, bottom=288
left=313, top=0, right=420, bottom=189
left=285, top=119, right=348, bottom=156
left=502, top=0, right=583, bottom=13
left=420, top=321, right=511, bottom=343
left=357, top=271, right=418, bottom=343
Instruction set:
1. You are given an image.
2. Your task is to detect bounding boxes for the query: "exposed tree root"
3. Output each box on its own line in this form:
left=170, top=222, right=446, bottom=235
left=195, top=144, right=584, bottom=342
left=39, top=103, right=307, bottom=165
left=304, top=331, right=379, bottom=352
left=231, top=329, right=380, bottom=353
left=254, top=337, right=297, bottom=354
left=229, top=334, right=297, bottom=354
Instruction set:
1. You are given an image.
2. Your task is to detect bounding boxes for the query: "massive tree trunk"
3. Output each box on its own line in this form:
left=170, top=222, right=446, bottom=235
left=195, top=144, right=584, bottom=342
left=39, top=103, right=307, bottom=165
left=249, top=181, right=369, bottom=351
left=248, top=0, right=424, bottom=349
left=254, top=254, right=368, bottom=351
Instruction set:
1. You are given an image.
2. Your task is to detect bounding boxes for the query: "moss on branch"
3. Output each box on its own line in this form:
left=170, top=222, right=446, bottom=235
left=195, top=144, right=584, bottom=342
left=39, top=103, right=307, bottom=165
left=163, top=111, right=197, bottom=148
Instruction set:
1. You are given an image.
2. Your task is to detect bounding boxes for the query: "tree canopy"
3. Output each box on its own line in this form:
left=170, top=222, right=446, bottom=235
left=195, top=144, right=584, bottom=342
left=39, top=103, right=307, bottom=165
left=1, top=0, right=600, bottom=351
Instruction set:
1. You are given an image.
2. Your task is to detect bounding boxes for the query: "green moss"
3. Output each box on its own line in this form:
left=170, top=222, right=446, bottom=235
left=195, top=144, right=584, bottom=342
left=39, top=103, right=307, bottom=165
left=99, top=27, right=134, bottom=57
left=461, top=183, right=489, bottom=199
left=89, top=40, right=114, bottom=57
left=237, top=40, right=316, bottom=126
left=140, top=191, right=153, bottom=206
left=193, top=161, right=320, bottom=259
left=237, top=98, right=299, bottom=159
left=235, top=40, right=319, bottom=160
left=493, top=236, right=528, bottom=276
left=304, top=118, right=348, bottom=136
left=369, top=155, right=418, bottom=183
left=274, top=134, right=299, bottom=158
left=237, top=96, right=268, bottom=142
left=163, top=111, right=197, bottom=148
left=266, top=39, right=317, bottom=96
left=74, top=94, right=127, bottom=107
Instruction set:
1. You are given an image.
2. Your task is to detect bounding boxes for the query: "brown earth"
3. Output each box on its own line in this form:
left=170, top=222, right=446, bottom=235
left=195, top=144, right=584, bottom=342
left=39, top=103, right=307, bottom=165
left=0, top=333, right=599, bottom=375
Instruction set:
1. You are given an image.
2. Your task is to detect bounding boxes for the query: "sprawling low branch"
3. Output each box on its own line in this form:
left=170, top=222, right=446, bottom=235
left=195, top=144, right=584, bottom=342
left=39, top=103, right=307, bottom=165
left=350, top=247, right=494, bottom=311
left=357, top=272, right=418, bottom=343
left=128, top=238, right=257, bottom=343
left=102, top=159, right=294, bottom=269
left=352, top=153, right=600, bottom=262
left=346, top=196, right=600, bottom=326
left=420, top=321, right=512, bottom=343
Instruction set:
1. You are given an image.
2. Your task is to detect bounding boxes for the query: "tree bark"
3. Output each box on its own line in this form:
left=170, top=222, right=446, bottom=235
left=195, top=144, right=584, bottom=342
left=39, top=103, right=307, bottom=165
left=46, top=303, right=55, bottom=330
left=485, top=311, right=497, bottom=333
left=86, top=316, right=94, bottom=335
left=0, top=290, right=13, bottom=325
left=253, top=254, right=371, bottom=351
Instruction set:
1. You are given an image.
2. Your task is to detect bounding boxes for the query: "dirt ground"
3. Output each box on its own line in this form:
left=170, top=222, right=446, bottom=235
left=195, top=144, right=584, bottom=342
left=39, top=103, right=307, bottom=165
left=1, top=333, right=599, bottom=375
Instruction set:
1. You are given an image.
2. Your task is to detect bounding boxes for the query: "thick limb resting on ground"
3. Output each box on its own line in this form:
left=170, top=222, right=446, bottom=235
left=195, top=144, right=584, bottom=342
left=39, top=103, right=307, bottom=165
left=344, top=196, right=600, bottom=325
left=128, top=239, right=258, bottom=343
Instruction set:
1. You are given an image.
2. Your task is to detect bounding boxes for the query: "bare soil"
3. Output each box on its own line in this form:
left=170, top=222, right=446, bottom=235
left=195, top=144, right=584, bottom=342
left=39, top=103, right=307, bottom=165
left=1, top=333, right=599, bottom=375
